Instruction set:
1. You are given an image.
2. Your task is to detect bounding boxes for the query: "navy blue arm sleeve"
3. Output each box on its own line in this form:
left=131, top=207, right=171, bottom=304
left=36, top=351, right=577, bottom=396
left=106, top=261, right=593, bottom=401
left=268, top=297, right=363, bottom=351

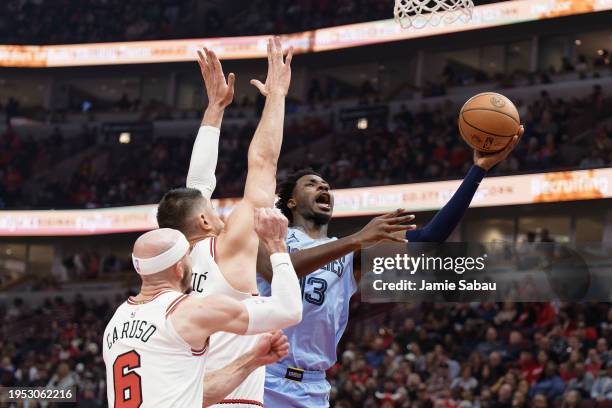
left=406, top=165, right=486, bottom=243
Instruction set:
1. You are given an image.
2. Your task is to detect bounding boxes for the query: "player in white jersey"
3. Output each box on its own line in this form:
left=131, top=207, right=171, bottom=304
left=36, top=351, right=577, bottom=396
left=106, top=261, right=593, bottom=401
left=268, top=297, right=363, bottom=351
left=103, top=209, right=302, bottom=408
left=156, top=38, right=293, bottom=407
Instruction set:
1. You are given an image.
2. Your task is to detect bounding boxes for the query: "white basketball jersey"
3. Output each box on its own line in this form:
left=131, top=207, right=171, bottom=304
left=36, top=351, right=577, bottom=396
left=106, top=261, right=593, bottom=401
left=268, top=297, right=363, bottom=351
left=103, top=290, right=208, bottom=408
left=190, top=237, right=265, bottom=407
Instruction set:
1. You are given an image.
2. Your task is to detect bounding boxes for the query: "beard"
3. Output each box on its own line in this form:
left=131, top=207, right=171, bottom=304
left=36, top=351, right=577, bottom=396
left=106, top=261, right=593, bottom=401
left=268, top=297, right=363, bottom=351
left=309, top=210, right=332, bottom=226
left=180, top=264, right=193, bottom=294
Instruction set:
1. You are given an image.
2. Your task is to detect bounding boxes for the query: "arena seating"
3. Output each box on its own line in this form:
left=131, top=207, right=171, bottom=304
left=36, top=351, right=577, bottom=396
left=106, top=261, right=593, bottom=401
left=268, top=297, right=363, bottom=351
left=1, top=296, right=611, bottom=406
left=1, top=88, right=610, bottom=209
left=0, top=0, right=504, bottom=45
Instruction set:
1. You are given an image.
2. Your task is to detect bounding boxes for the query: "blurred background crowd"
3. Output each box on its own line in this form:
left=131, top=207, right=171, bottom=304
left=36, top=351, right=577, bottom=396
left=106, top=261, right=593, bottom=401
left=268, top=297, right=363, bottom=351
left=2, top=297, right=611, bottom=407
left=0, top=0, right=505, bottom=45
left=1, top=86, right=611, bottom=209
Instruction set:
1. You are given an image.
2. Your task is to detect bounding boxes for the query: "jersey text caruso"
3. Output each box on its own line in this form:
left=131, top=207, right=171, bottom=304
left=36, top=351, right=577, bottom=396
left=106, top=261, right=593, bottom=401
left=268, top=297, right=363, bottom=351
left=106, top=319, right=158, bottom=350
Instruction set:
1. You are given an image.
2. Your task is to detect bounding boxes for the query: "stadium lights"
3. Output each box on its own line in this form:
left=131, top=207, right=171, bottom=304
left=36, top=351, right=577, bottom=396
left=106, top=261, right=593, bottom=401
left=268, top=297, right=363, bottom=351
left=119, top=132, right=131, bottom=144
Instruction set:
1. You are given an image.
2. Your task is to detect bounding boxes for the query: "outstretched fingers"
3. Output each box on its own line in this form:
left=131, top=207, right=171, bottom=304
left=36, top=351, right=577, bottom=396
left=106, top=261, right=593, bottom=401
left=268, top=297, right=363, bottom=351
left=284, top=46, right=294, bottom=67
left=250, top=79, right=266, bottom=94
left=267, top=38, right=273, bottom=67
left=273, top=36, right=283, bottom=63
left=387, top=223, right=417, bottom=232
left=197, top=49, right=210, bottom=77
left=209, top=48, right=225, bottom=80
left=501, top=135, right=519, bottom=157
left=388, top=213, right=416, bottom=225
left=386, top=231, right=409, bottom=243
left=381, top=208, right=405, bottom=219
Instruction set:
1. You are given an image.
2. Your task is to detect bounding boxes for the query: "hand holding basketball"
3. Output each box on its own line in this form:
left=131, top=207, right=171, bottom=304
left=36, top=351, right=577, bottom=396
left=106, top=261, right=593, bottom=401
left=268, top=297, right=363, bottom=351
left=474, top=126, right=524, bottom=171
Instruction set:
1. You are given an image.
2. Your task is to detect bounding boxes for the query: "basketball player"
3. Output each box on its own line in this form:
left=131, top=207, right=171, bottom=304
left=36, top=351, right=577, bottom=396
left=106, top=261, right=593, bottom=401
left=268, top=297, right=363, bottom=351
left=156, top=38, right=293, bottom=407
left=256, top=127, right=524, bottom=407
left=103, top=208, right=301, bottom=407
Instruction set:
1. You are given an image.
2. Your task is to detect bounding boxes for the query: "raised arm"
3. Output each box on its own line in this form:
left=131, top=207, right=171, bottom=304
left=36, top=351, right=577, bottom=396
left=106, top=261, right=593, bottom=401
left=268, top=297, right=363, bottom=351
left=186, top=47, right=235, bottom=199
left=407, top=129, right=521, bottom=243
left=257, top=129, right=522, bottom=283
left=202, top=331, right=288, bottom=407
left=241, top=37, right=292, bottom=206
left=257, top=210, right=416, bottom=282
left=216, top=37, right=293, bottom=292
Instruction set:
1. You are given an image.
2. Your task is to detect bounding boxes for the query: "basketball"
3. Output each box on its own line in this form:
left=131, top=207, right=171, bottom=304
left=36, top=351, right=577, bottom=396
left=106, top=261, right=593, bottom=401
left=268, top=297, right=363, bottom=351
left=458, top=92, right=521, bottom=153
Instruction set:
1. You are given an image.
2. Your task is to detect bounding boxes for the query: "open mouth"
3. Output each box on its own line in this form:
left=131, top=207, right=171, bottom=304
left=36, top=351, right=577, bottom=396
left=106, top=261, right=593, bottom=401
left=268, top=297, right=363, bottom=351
left=315, top=192, right=332, bottom=211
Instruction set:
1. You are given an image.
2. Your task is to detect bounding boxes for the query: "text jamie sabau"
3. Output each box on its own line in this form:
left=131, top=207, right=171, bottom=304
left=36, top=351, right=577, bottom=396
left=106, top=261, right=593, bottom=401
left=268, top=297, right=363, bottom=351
left=370, top=253, right=496, bottom=292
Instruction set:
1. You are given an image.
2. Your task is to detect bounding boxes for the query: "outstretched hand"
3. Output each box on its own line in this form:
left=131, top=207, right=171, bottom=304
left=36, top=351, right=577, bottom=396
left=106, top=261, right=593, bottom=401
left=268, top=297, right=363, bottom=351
left=474, top=125, right=524, bottom=171
left=197, top=47, right=235, bottom=110
left=250, top=37, right=293, bottom=97
left=354, top=209, right=417, bottom=248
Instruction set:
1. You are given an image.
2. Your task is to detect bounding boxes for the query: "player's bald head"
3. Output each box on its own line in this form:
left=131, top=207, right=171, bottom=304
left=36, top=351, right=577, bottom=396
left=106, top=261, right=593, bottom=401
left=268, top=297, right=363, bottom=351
left=133, top=228, right=185, bottom=260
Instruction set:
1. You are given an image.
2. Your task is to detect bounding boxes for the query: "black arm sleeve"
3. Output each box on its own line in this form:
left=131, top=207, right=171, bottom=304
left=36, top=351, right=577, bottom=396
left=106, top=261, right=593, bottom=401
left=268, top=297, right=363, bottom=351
left=406, top=165, right=486, bottom=243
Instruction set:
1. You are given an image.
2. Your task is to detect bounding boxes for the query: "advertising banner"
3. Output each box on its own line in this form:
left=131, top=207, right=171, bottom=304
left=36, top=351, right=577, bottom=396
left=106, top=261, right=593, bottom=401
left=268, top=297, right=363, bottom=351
left=1, top=0, right=611, bottom=67
left=0, top=168, right=610, bottom=236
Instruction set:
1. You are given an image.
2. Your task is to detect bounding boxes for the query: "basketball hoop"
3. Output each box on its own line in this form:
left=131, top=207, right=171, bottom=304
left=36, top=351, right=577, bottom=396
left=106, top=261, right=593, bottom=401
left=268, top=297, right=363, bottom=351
left=394, top=0, right=474, bottom=30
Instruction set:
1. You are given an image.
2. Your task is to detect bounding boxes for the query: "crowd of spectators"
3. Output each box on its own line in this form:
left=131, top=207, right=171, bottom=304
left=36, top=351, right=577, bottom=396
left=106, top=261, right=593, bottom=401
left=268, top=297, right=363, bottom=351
left=303, top=87, right=612, bottom=188
left=0, top=296, right=112, bottom=407
left=423, top=53, right=611, bottom=99
left=0, top=0, right=200, bottom=45
left=1, top=294, right=611, bottom=407
left=56, top=252, right=124, bottom=282
left=0, top=0, right=508, bottom=45
left=330, top=301, right=612, bottom=407
left=0, top=124, right=97, bottom=208
left=1, top=86, right=611, bottom=209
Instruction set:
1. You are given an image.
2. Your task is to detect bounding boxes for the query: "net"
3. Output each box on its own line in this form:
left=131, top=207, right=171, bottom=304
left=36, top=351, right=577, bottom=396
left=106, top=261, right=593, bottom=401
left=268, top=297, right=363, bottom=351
left=394, top=0, right=474, bottom=29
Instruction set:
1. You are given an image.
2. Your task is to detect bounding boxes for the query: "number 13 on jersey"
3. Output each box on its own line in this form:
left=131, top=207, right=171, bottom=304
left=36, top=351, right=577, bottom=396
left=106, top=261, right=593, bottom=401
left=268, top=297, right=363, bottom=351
left=300, top=276, right=328, bottom=306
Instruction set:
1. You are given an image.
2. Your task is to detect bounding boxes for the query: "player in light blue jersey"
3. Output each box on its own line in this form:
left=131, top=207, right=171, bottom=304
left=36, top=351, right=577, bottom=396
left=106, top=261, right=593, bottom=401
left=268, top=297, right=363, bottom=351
left=256, top=127, right=523, bottom=407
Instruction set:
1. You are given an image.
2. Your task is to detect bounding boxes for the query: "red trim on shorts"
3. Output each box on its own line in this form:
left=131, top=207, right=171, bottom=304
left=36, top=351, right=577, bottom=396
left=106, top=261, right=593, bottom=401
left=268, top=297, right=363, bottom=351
left=165, top=294, right=188, bottom=318
left=217, top=400, right=263, bottom=407
left=126, top=290, right=171, bottom=305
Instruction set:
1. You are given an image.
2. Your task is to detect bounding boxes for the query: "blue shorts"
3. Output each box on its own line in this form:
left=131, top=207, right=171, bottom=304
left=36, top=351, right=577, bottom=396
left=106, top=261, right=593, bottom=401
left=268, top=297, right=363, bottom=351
left=263, top=363, right=330, bottom=408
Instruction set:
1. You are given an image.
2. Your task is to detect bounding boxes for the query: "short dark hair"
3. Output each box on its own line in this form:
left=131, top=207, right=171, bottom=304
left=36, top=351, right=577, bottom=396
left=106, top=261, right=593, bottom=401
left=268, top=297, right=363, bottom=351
left=276, top=168, right=322, bottom=223
left=157, top=188, right=204, bottom=233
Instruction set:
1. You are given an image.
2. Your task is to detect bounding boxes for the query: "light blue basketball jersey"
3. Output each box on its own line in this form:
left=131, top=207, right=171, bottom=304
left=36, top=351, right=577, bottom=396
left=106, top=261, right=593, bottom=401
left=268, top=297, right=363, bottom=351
left=257, top=227, right=357, bottom=371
